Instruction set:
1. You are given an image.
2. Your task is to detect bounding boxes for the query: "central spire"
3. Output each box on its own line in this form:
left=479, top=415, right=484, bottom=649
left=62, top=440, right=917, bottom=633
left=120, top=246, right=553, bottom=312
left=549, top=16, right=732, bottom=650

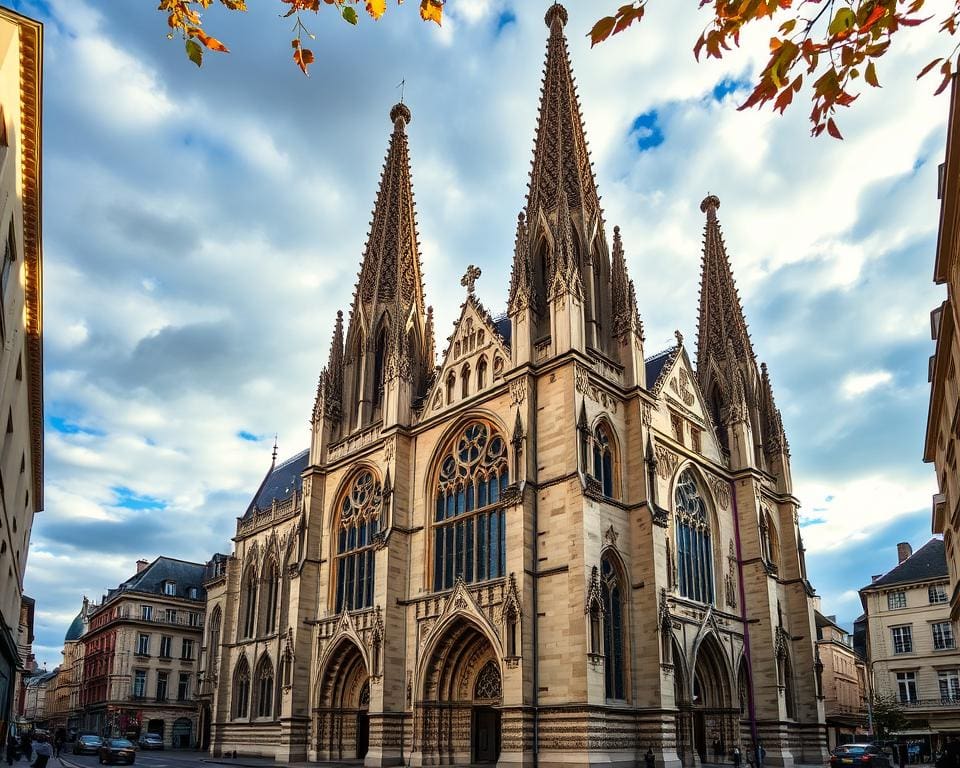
left=353, top=102, right=425, bottom=318
left=526, top=3, right=602, bottom=221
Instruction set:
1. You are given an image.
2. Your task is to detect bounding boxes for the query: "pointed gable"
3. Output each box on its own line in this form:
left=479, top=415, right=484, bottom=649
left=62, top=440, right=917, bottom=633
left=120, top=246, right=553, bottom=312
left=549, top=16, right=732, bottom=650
left=423, top=294, right=511, bottom=418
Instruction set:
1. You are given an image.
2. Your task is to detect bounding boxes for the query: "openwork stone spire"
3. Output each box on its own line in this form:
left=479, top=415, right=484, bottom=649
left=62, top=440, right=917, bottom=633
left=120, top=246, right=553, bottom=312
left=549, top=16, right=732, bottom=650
left=696, top=195, right=755, bottom=373
left=526, top=3, right=602, bottom=222
left=760, top=362, right=789, bottom=456
left=549, top=187, right=583, bottom=300
left=313, top=310, right=344, bottom=422
left=611, top=225, right=642, bottom=341
left=508, top=211, right=533, bottom=314
left=353, top=103, right=425, bottom=319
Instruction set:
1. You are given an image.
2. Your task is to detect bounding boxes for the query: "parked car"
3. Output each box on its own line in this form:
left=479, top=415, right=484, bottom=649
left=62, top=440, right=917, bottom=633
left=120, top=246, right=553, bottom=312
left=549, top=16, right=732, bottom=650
left=830, top=744, right=892, bottom=768
left=137, top=734, right=163, bottom=751
left=98, top=739, right=136, bottom=765
left=73, top=735, right=103, bottom=755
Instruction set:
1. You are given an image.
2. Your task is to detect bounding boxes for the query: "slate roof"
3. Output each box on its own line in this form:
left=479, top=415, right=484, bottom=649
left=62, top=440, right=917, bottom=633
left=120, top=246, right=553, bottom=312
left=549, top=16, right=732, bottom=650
left=64, top=610, right=84, bottom=643
left=494, top=315, right=512, bottom=347
left=866, top=538, right=947, bottom=589
left=644, top=349, right=674, bottom=390
left=106, top=556, right=207, bottom=603
left=243, top=448, right=309, bottom=521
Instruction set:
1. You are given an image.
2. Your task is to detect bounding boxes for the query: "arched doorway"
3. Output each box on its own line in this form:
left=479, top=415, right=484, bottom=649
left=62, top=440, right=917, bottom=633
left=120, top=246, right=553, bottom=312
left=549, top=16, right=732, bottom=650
left=417, top=617, right=502, bottom=765
left=171, top=718, right=192, bottom=749
left=676, top=635, right=736, bottom=767
left=314, top=639, right=370, bottom=761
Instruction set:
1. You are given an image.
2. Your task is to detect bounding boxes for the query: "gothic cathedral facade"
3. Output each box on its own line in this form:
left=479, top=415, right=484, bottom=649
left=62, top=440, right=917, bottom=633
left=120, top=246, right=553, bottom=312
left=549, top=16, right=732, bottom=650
left=198, top=6, right=827, bottom=767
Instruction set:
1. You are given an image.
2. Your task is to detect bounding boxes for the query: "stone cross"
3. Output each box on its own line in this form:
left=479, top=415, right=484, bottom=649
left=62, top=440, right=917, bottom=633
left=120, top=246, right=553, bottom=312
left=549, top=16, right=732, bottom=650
left=461, top=265, right=482, bottom=294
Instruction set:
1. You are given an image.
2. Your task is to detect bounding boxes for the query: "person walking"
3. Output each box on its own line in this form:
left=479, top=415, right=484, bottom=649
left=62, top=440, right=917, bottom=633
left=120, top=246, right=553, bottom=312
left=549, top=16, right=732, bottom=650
left=645, top=747, right=656, bottom=768
left=733, top=745, right=742, bottom=768
left=755, top=741, right=766, bottom=768
left=18, top=733, right=30, bottom=764
left=29, top=736, right=50, bottom=768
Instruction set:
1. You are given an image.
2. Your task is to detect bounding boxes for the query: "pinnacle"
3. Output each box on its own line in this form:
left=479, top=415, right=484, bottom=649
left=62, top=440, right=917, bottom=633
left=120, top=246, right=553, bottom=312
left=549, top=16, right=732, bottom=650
left=701, top=194, right=721, bottom=222
left=390, top=102, right=411, bottom=128
left=545, top=3, right=568, bottom=30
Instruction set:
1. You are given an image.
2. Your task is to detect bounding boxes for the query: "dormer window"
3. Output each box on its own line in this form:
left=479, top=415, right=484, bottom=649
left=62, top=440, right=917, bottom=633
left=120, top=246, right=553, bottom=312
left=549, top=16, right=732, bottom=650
left=163, top=581, right=177, bottom=596
left=187, top=587, right=199, bottom=600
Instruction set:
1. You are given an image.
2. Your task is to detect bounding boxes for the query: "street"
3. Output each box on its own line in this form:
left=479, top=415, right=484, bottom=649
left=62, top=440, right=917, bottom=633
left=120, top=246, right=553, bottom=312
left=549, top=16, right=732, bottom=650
left=58, top=752, right=236, bottom=768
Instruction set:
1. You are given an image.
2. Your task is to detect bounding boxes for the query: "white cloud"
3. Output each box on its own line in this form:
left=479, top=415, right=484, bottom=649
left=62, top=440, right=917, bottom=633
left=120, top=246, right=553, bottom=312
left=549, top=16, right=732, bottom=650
left=841, top=370, right=894, bottom=399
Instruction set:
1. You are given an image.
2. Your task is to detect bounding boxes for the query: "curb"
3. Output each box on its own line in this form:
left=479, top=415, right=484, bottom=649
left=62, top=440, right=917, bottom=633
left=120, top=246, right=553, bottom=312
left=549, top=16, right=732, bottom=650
left=201, top=761, right=284, bottom=768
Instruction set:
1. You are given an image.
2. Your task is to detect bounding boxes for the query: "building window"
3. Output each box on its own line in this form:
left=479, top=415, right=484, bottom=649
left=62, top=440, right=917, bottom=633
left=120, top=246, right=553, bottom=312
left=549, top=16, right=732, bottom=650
left=165, top=609, right=177, bottom=624
left=588, top=421, right=616, bottom=498
left=1, top=222, right=14, bottom=338
left=133, top=670, right=146, bottom=699
left=334, top=470, right=383, bottom=613
left=260, top=560, right=279, bottom=634
left=241, top=567, right=258, bottom=639
left=896, top=671, right=918, bottom=703
left=933, top=621, right=955, bottom=650
left=163, top=581, right=177, bottom=596
left=140, top=605, right=153, bottom=621
left=255, top=656, right=274, bottom=718
left=939, top=670, right=960, bottom=702
left=477, top=357, right=487, bottom=390
left=433, top=420, right=509, bottom=591
left=177, top=672, right=190, bottom=702
left=601, top=553, right=626, bottom=701
left=188, top=612, right=201, bottom=627
left=159, top=636, right=172, bottom=659
left=208, top=607, right=222, bottom=676
left=181, top=638, right=194, bottom=660
left=671, top=413, right=684, bottom=445
left=136, top=634, right=150, bottom=656
left=187, top=587, right=199, bottom=600
left=156, top=671, right=168, bottom=701
left=888, top=591, right=907, bottom=610
left=233, top=658, right=250, bottom=718
left=930, top=585, right=949, bottom=605
left=675, top=468, right=714, bottom=604
left=691, top=428, right=701, bottom=454
left=891, top=625, right=913, bottom=654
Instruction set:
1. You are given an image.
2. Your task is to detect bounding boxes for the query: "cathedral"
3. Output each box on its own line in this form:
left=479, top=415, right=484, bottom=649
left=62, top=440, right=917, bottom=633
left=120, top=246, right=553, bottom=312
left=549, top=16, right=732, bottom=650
left=197, top=5, right=828, bottom=767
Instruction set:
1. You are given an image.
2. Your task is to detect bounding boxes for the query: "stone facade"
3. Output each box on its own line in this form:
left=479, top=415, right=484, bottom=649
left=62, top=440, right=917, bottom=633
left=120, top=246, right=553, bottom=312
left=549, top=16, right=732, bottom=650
left=200, top=6, right=827, bottom=767
left=814, top=610, right=867, bottom=749
left=860, top=540, right=960, bottom=749
left=79, top=558, right=206, bottom=748
left=0, top=5, right=43, bottom=740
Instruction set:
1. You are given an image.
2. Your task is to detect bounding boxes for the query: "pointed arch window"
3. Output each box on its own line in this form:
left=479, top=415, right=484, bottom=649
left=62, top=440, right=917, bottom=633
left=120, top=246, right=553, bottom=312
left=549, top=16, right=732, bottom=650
left=372, top=326, right=388, bottom=408
left=477, top=356, right=488, bottom=390
left=260, top=560, right=279, bottom=635
left=474, top=660, right=502, bottom=701
left=433, top=421, right=509, bottom=591
left=675, top=469, right=714, bottom=604
left=233, top=657, right=250, bottom=719
left=446, top=372, right=456, bottom=405
left=241, top=567, right=258, bottom=639
left=334, top=471, right=383, bottom=613
left=601, top=554, right=626, bottom=700
left=208, top=606, right=222, bottom=677
left=254, top=656, right=274, bottom=719
left=581, top=420, right=618, bottom=499
left=461, top=364, right=471, bottom=399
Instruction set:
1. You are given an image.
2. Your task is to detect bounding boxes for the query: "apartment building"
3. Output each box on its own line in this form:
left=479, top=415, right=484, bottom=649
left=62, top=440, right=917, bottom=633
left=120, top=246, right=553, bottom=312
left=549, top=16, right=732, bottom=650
left=860, top=540, right=960, bottom=754
left=816, top=611, right=868, bottom=749
left=80, top=558, right=206, bottom=748
left=0, top=5, right=43, bottom=739
left=48, top=601, right=88, bottom=734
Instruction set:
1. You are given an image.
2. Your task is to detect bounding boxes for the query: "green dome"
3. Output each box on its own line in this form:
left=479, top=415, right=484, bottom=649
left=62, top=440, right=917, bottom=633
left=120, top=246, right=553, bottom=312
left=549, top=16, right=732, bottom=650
left=64, top=611, right=84, bottom=643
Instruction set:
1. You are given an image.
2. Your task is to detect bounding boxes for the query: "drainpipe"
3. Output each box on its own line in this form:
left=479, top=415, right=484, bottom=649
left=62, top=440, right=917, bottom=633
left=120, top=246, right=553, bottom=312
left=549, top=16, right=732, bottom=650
left=730, top=478, right=761, bottom=757
left=530, top=378, right=540, bottom=768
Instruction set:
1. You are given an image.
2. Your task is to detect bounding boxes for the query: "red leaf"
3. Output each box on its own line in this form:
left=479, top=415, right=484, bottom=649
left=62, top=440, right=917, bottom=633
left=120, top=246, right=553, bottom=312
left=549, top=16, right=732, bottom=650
left=826, top=118, right=843, bottom=139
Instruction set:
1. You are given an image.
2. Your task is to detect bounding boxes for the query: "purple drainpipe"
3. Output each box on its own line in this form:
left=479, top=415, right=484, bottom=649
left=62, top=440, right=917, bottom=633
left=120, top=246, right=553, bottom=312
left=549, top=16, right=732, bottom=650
left=731, top=477, right=761, bottom=756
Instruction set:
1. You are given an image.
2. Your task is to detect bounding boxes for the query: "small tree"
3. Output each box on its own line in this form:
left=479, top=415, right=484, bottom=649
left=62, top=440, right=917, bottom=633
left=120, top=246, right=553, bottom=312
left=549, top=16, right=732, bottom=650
left=871, top=691, right=908, bottom=742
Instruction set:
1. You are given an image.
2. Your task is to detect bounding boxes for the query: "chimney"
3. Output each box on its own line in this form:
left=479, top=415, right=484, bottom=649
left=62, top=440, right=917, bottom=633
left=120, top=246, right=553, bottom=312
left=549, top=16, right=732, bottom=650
left=136, top=559, right=149, bottom=573
left=897, top=542, right=913, bottom=563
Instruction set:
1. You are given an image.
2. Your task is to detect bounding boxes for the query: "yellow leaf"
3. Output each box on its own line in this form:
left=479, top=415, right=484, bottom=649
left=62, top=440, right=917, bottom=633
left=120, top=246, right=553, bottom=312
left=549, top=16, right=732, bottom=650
left=420, top=0, right=442, bottom=25
left=366, top=0, right=386, bottom=19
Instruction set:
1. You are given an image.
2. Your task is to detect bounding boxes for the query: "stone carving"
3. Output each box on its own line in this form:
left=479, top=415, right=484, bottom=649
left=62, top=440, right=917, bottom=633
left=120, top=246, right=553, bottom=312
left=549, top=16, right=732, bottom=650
left=509, top=377, right=527, bottom=406
left=383, top=436, right=396, bottom=462
left=654, top=445, right=680, bottom=480
left=500, top=573, right=522, bottom=622
left=658, top=588, right=671, bottom=630
left=585, top=566, right=604, bottom=615
left=678, top=368, right=695, bottom=407
left=651, top=502, right=669, bottom=528
left=574, top=362, right=619, bottom=413
left=641, top=402, right=653, bottom=426
left=604, top=525, right=618, bottom=546
left=708, top=475, right=730, bottom=509
left=461, top=265, right=482, bottom=294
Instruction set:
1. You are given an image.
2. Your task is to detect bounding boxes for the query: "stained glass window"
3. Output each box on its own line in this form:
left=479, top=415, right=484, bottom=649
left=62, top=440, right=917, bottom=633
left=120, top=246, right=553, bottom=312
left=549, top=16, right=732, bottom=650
left=474, top=660, right=502, bottom=700
left=675, top=469, right=714, bottom=604
left=233, top=657, right=250, bottom=718
left=335, top=471, right=383, bottom=613
left=433, top=421, right=509, bottom=591
left=601, top=555, right=626, bottom=700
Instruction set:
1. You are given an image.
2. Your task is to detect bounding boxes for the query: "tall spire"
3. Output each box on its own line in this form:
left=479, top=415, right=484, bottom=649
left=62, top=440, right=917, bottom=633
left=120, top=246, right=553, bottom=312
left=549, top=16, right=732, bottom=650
left=508, top=211, right=533, bottom=314
left=526, top=4, right=602, bottom=222
left=611, top=225, right=642, bottom=341
left=760, top=362, right=789, bottom=456
left=353, top=103, right=425, bottom=320
left=549, top=186, right=583, bottom=299
left=695, top=194, right=754, bottom=372
left=313, top=310, right=345, bottom=423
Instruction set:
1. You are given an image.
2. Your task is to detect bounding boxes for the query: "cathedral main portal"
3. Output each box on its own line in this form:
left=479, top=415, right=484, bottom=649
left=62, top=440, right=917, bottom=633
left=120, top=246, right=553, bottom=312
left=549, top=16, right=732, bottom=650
left=314, top=638, right=370, bottom=760
left=416, top=617, right=503, bottom=765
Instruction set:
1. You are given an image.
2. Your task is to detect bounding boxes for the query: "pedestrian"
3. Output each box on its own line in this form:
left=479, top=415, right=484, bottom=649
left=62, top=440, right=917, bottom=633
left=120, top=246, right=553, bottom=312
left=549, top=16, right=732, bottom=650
left=6, top=735, right=18, bottom=767
left=29, top=736, right=50, bottom=768
left=733, top=745, right=742, bottom=768
left=645, top=747, right=656, bottom=768
left=19, top=733, right=30, bottom=764
left=714, top=739, right=723, bottom=762
left=52, top=736, right=61, bottom=760
left=756, top=742, right=766, bottom=768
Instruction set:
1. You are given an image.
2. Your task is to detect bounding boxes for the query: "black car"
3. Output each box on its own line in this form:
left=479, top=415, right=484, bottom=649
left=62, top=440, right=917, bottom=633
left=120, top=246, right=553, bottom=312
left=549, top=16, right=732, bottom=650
left=830, top=744, right=892, bottom=768
left=73, top=736, right=103, bottom=755
left=98, top=739, right=136, bottom=765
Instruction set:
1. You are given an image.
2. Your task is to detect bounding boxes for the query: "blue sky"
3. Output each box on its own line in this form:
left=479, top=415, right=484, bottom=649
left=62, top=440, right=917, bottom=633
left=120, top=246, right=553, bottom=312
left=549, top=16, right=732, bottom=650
left=8, top=0, right=948, bottom=667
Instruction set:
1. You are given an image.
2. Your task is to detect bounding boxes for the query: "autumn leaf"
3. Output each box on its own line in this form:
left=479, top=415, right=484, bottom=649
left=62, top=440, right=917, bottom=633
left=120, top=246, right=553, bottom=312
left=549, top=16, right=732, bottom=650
left=185, top=38, right=203, bottom=66
left=420, top=0, right=443, bottom=25
left=590, top=16, right=617, bottom=46
left=292, top=39, right=315, bottom=75
left=865, top=61, right=880, bottom=87
left=366, top=0, right=386, bottom=20
left=343, top=6, right=359, bottom=24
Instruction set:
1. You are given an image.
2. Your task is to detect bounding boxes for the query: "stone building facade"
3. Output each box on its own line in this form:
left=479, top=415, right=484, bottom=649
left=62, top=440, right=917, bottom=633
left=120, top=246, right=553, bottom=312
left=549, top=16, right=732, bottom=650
left=48, top=602, right=89, bottom=734
left=79, top=558, right=206, bottom=748
left=200, top=6, right=827, bottom=767
left=814, top=610, right=867, bottom=749
left=0, top=4, right=43, bottom=741
left=860, top=540, right=960, bottom=753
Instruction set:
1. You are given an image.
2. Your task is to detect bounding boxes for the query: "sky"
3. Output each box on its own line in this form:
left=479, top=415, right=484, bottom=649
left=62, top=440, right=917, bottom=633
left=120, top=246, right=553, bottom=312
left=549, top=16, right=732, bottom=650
left=6, top=0, right=950, bottom=668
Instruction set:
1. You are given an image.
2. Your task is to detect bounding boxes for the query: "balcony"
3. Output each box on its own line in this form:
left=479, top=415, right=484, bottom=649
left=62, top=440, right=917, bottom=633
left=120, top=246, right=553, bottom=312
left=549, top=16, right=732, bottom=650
left=900, top=697, right=960, bottom=710
left=100, top=609, right=204, bottom=630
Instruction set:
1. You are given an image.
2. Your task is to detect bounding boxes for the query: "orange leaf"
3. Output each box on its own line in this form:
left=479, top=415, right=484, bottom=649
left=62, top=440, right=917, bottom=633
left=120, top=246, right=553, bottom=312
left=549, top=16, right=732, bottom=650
left=292, top=41, right=314, bottom=75
left=420, top=0, right=442, bottom=25
left=826, top=118, right=843, bottom=139
left=918, top=57, right=944, bottom=79
left=590, top=16, right=617, bottom=46
left=366, top=0, right=386, bottom=19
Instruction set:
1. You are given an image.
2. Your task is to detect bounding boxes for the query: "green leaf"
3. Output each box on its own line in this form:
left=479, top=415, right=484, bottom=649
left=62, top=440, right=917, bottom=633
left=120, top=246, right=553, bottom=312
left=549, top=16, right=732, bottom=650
left=342, top=6, right=359, bottom=24
left=828, top=7, right=856, bottom=36
left=185, top=39, right=203, bottom=67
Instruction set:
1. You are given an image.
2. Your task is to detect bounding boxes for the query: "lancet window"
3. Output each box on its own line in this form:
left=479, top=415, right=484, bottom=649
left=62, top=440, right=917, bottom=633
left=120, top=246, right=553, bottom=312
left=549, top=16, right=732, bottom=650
left=675, top=469, right=714, bottom=604
left=433, top=421, right=509, bottom=591
left=601, top=554, right=626, bottom=700
left=241, top=567, right=257, bottom=640
left=233, top=657, right=250, bottom=719
left=254, top=656, right=274, bottom=719
left=334, top=471, right=383, bottom=613
left=260, top=560, right=278, bottom=635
